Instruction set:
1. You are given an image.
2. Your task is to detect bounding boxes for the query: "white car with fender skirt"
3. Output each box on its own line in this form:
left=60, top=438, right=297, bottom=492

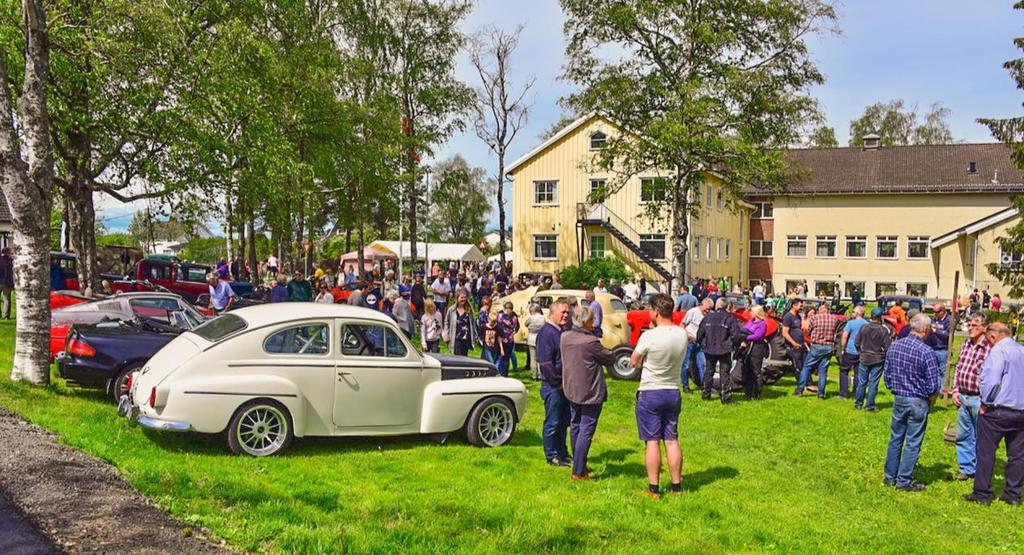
left=118, top=304, right=527, bottom=456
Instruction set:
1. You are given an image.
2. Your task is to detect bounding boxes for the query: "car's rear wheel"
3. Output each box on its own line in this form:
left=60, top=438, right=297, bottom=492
left=466, top=397, right=516, bottom=447
left=607, top=347, right=639, bottom=381
left=227, top=399, right=294, bottom=457
left=109, top=363, right=143, bottom=404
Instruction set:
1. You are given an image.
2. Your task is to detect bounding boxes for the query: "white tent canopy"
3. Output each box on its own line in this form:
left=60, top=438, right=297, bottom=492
left=369, top=240, right=486, bottom=263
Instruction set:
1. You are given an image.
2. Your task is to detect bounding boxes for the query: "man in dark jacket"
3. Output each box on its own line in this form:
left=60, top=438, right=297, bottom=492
left=561, top=306, right=616, bottom=480
left=410, top=275, right=427, bottom=320
left=538, top=299, right=571, bottom=467
left=0, top=247, right=12, bottom=319
left=854, top=307, right=892, bottom=411
left=697, top=298, right=743, bottom=404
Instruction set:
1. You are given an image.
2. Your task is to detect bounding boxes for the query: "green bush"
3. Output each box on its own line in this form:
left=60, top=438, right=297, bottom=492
left=558, top=257, right=631, bottom=290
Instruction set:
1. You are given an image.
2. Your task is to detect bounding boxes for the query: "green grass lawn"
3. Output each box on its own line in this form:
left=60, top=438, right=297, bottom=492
left=0, top=319, right=1021, bottom=554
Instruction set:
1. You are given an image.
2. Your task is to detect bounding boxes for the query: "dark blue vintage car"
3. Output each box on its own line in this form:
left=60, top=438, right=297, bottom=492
left=57, top=316, right=193, bottom=402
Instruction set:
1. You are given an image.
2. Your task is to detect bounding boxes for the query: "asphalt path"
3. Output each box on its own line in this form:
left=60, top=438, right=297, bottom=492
left=0, top=491, right=58, bottom=555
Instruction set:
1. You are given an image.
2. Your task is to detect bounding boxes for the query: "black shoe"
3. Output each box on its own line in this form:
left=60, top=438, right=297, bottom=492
left=999, top=494, right=1021, bottom=506
left=895, top=482, right=926, bottom=492
left=701, top=393, right=711, bottom=401
left=953, top=472, right=974, bottom=482
left=963, top=492, right=992, bottom=505
left=883, top=479, right=895, bottom=487
left=722, top=399, right=737, bottom=405
left=854, top=404, right=863, bottom=410
left=547, top=457, right=570, bottom=467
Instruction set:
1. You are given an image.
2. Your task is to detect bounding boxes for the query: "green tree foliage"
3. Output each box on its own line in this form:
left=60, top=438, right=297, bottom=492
left=559, top=0, right=835, bottom=286
left=428, top=155, right=492, bottom=243
left=806, top=125, right=838, bottom=148
left=557, top=257, right=632, bottom=290
left=849, top=100, right=953, bottom=146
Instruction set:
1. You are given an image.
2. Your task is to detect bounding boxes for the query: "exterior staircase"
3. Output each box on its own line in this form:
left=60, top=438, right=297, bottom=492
left=576, top=203, right=674, bottom=282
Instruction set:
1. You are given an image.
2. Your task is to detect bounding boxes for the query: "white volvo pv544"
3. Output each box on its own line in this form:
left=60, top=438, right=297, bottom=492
left=119, top=304, right=527, bottom=456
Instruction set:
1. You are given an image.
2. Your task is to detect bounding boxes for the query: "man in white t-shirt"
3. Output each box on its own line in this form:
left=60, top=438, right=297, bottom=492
left=681, top=298, right=712, bottom=392
left=267, top=254, right=279, bottom=277
left=630, top=293, right=688, bottom=499
left=431, top=276, right=452, bottom=318
left=752, top=282, right=765, bottom=305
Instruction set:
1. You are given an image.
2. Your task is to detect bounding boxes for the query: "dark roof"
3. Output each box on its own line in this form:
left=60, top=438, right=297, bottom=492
left=750, top=143, right=1024, bottom=195
left=0, top=191, right=10, bottom=223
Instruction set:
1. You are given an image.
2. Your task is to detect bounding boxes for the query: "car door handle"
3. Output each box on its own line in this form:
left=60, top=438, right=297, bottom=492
left=337, top=371, right=352, bottom=379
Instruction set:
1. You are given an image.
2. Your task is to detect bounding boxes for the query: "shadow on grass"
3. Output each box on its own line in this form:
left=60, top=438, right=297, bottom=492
left=683, top=465, right=740, bottom=492
left=915, top=462, right=954, bottom=485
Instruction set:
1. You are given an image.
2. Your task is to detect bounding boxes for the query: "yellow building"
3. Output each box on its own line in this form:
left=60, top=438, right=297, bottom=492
left=506, top=114, right=750, bottom=285
left=747, top=138, right=1024, bottom=300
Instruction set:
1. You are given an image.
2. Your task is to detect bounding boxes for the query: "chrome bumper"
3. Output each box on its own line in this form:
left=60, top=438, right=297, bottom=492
left=118, top=394, right=191, bottom=432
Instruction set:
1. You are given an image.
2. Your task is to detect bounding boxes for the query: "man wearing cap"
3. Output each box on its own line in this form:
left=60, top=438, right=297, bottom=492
left=964, top=322, right=1024, bottom=506
left=930, top=302, right=952, bottom=391
left=854, top=307, right=892, bottom=411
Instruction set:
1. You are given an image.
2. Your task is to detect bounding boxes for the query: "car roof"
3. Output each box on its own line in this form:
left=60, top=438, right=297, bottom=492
left=229, top=302, right=395, bottom=328
left=538, top=288, right=621, bottom=300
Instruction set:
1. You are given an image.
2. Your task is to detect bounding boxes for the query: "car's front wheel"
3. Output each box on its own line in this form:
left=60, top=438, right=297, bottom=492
left=109, top=363, right=143, bottom=404
left=607, top=347, right=639, bottom=381
left=227, top=399, right=294, bottom=457
left=466, top=397, right=516, bottom=447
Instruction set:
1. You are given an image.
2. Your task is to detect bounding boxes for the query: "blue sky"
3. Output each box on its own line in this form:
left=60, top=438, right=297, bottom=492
left=100, top=0, right=1024, bottom=232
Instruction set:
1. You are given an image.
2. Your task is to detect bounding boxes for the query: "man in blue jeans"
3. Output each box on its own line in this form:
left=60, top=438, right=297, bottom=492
left=797, top=305, right=839, bottom=399
left=883, top=313, right=940, bottom=492
left=951, top=313, right=991, bottom=481
left=537, top=299, right=571, bottom=467
left=853, top=308, right=892, bottom=411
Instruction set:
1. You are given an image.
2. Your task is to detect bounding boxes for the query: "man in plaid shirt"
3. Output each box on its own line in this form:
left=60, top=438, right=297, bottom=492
left=952, top=313, right=991, bottom=481
left=796, top=304, right=839, bottom=399
left=883, top=313, right=940, bottom=492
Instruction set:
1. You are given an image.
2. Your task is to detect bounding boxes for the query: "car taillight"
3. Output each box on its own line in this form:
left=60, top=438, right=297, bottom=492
left=67, top=337, right=96, bottom=357
left=149, top=387, right=157, bottom=408
left=124, top=373, right=133, bottom=393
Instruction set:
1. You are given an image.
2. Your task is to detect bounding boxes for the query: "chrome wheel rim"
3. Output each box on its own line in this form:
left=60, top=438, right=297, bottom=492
left=614, top=355, right=635, bottom=378
left=116, top=373, right=132, bottom=397
left=478, top=403, right=514, bottom=446
left=237, top=406, right=288, bottom=456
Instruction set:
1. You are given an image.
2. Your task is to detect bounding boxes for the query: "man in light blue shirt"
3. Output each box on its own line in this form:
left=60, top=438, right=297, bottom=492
left=675, top=286, right=697, bottom=312
left=585, top=291, right=603, bottom=338
left=839, top=306, right=868, bottom=399
left=206, top=272, right=236, bottom=314
left=965, top=322, right=1024, bottom=506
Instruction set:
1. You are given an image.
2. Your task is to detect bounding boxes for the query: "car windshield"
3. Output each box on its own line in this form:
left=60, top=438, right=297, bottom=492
left=192, top=313, right=247, bottom=342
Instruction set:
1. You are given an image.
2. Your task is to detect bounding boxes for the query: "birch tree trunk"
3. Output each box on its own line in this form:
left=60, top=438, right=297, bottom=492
left=0, top=0, right=56, bottom=385
left=669, top=173, right=690, bottom=293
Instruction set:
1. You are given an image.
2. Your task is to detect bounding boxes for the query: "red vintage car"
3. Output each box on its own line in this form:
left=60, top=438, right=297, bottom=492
left=50, top=290, right=92, bottom=310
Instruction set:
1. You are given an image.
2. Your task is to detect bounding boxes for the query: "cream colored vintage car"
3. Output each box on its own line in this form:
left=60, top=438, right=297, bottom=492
left=119, top=304, right=527, bottom=456
left=492, top=287, right=637, bottom=380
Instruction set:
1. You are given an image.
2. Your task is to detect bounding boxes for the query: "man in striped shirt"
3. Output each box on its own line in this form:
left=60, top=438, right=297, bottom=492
left=952, top=313, right=991, bottom=481
left=883, top=313, right=940, bottom=492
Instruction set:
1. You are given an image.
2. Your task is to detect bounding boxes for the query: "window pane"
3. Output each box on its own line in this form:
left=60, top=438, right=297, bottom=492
left=589, top=235, right=606, bottom=259
left=815, top=236, right=836, bottom=258
left=590, top=132, right=607, bottom=149
left=875, top=282, right=897, bottom=298
left=907, top=236, right=930, bottom=259
left=534, top=235, right=557, bottom=259
left=193, top=313, right=247, bottom=342
left=762, top=203, right=773, bottom=218
left=787, top=236, right=807, bottom=257
left=341, top=324, right=398, bottom=357
left=877, top=236, right=897, bottom=259
left=762, top=241, right=773, bottom=256
left=844, top=281, right=865, bottom=298
left=265, top=324, right=329, bottom=355
left=815, top=281, right=835, bottom=297
left=640, top=234, right=666, bottom=260
left=846, top=236, right=866, bottom=258
left=785, top=280, right=801, bottom=295
left=906, top=283, right=928, bottom=297
left=693, top=236, right=701, bottom=260
left=749, top=240, right=761, bottom=257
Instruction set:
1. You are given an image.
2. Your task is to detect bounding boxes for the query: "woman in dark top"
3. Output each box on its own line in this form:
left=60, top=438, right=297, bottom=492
left=444, top=293, right=478, bottom=356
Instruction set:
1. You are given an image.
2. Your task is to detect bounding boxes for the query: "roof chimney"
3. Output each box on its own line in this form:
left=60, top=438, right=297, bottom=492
left=968, top=161, right=977, bottom=174
left=862, top=134, right=881, bottom=151
left=993, top=169, right=1000, bottom=185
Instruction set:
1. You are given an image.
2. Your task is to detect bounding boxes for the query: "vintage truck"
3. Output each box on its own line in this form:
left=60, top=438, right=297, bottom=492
left=112, top=257, right=254, bottom=303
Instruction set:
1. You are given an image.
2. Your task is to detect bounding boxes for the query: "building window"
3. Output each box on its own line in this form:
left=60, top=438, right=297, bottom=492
left=907, top=236, right=930, bottom=259
left=749, top=240, right=773, bottom=258
left=815, top=235, right=837, bottom=258
left=716, top=190, right=724, bottom=209
left=752, top=202, right=774, bottom=219
left=533, top=234, right=557, bottom=260
left=785, top=280, right=801, bottom=295
left=906, top=283, right=928, bottom=297
left=589, top=131, right=607, bottom=149
left=875, top=282, right=897, bottom=298
left=725, top=239, right=731, bottom=260
left=749, top=280, right=773, bottom=294
left=845, top=236, right=867, bottom=258
left=716, top=238, right=723, bottom=260
left=706, top=237, right=713, bottom=260
left=640, top=177, right=667, bottom=203
left=816, top=281, right=836, bottom=298
left=876, top=236, right=898, bottom=259
left=845, top=281, right=865, bottom=299
left=588, top=179, right=605, bottom=198
left=639, top=234, right=666, bottom=260
left=589, top=235, right=606, bottom=259
left=693, top=235, right=701, bottom=261
left=1000, top=247, right=1024, bottom=270
left=533, top=181, right=558, bottom=205
left=787, top=235, right=808, bottom=257
left=706, top=184, right=713, bottom=208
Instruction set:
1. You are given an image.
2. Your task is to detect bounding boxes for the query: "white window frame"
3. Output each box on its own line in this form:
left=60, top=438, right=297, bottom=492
left=875, top=282, right=897, bottom=298
left=716, top=238, right=722, bottom=260
left=907, top=236, right=930, bottom=260
left=845, top=236, right=867, bottom=259
left=876, top=235, right=898, bottom=260
left=706, top=237, right=713, bottom=260
left=906, top=282, right=928, bottom=297
left=589, top=234, right=606, bottom=259
left=639, top=234, right=667, bottom=261
left=706, top=184, right=713, bottom=208
left=749, top=240, right=773, bottom=258
left=786, top=235, right=808, bottom=258
left=693, top=235, right=701, bottom=261
left=725, top=239, right=731, bottom=260
left=589, top=131, right=607, bottom=150
left=752, top=201, right=774, bottom=219
left=533, top=180, right=558, bottom=206
left=588, top=178, right=606, bottom=199
left=716, top=190, right=724, bottom=209
left=815, top=235, right=837, bottom=259
left=533, top=234, right=558, bottom=260
left=639, top=177, right=666, bottom=204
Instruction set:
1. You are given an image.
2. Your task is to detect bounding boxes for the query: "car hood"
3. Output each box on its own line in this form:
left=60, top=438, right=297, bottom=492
left=427, top=353, right=499, bottom=380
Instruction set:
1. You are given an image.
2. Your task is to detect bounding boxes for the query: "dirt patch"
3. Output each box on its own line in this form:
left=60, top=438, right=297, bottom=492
left=0, top=407, right=233, bottom=554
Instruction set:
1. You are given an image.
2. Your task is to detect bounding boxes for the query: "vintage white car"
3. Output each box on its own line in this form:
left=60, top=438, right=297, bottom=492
left=119, top=304, right=527, bottom=456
